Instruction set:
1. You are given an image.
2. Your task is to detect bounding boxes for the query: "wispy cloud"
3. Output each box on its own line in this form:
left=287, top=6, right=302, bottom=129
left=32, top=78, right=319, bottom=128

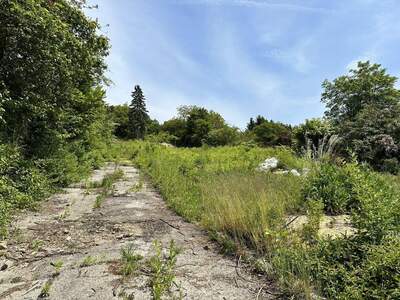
left=88, top=0, right=400, bottom=127
left=174, top=0, right=333, bottom=13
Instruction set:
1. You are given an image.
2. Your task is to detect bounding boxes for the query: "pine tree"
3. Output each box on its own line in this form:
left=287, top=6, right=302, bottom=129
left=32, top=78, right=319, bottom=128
left=247, top=117, right=255, bottom=131
left=128, top=85, right=149, bottom=139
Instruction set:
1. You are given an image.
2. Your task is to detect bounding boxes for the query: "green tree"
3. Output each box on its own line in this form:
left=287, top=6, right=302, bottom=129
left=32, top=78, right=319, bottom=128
left=0, top=0, right=109, bottom=159
left=128, top=85, right=149, bottom=139
left=247, top=117, right=256, bottom=131
left=253, top=121, right=292, bottom=147
left=322, top=61, right=400, bottom=172
left=161, top=118, right=187, bottom=146
left=108, top=104, right=130, bottom=139
left=293, top=118, right=332, bottom=152
left=160, top=105, right=237, bottom=147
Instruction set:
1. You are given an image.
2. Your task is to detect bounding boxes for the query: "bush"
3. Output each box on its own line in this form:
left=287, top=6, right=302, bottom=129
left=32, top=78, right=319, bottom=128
left=302, top=163, right=356, bottom=214
left=0, top=145, right=51, bottom=238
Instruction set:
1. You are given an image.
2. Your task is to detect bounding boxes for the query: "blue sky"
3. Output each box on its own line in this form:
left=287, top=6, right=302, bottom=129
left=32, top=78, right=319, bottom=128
left=87, top=0, right=400, bottom=128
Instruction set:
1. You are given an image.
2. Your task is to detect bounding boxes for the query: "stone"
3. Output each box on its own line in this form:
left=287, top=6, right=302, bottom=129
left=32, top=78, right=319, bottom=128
left=256, top=157, right=279, bottom=172
left=0, top=263, right=8, bottom=271
left=290, top=169, right=301, bottom=176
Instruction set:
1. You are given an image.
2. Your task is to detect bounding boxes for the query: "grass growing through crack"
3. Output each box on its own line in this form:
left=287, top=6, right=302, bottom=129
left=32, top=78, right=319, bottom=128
left=116, top=240, right=181, bottom=299
left=92, top=168, right=124, bottom=209
left=38, top=280, right=52, bottom=298
left=51, top=260, right=63, bottom=276
left=80, top=255, right=97, bottom=267
left=30, top=239, right=44, bottom=251
left=147, top=240, right=181, bottom=300
left=93, top=194, right=106, bottom=209
left=120, top=244, right=143, bottom=277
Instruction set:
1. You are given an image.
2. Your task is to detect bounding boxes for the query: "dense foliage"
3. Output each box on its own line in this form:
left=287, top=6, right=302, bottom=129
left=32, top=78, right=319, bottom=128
left=0, top=0, right=111, bottom=237
left=160, top=105, right=239, bottom=147
left=322, top=61, right=400, bottom=173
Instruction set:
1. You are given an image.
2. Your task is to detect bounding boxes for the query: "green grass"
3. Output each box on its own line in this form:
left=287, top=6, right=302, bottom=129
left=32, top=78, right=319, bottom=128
left=51, top=260, right=63, bottom=276
left=110, top=140, right=400, bottom=299
left=38, top=281, right=52, bottom=299
left=92, top=168, right=124, bottom=209
left=120, top=244, right=143, bottom=277
left=80, top=255, right=97, bottom=267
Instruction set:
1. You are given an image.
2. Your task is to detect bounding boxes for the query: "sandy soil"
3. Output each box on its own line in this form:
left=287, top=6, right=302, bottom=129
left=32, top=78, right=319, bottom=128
left=0, top=163, right=271, bottom=300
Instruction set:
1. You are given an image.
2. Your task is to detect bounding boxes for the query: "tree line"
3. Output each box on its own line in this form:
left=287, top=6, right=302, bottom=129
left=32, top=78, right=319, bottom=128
left=111, top=61, right=400, bottom=174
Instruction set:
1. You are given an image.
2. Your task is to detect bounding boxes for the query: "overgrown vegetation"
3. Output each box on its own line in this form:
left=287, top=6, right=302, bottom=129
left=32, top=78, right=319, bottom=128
left=1, top=0, right=399, bottom=298
left=110, top=140, right=400, bottom=299
left=0, top=0, right=111, bottom=238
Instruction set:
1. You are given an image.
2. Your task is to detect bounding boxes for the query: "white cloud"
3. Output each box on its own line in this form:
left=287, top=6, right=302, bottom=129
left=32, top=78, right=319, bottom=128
left=174, top=0, right=332, bottom=13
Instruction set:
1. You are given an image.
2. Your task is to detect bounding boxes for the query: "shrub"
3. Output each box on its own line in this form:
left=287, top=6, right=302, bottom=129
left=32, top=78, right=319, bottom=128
left=302, top=163, right=356, bottom=214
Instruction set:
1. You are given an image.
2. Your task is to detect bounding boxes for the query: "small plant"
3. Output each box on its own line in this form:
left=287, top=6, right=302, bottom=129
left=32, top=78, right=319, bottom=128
left=92, top=168, right=124, bottom=209
left=58, top=207, right=70, bottom=220
left=129, top=180, right=143, bottom=193
left=93, top=193, right=106, bottom=209
left=38, top=280, right=52, bottom=298
left=120, top=244, right=143, bottom=277
left=80, top=255, right=97, bottom=267
left=30, top=239, right=44, bottom=251
left=147, top=240, right=181, bottom=300
left=118, top=291, right=135, bottom=300
left=51, top=260, right=63, bottom=276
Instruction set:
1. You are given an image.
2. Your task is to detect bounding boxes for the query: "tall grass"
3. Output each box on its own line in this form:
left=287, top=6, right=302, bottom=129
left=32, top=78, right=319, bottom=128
left=201, top=172, right=303, bottom=253
left=110, top=141, right=400, bottom=299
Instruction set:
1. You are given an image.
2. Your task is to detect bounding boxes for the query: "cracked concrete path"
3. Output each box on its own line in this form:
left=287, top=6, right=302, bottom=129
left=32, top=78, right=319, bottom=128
left=0, top=163, right=271, bottom=300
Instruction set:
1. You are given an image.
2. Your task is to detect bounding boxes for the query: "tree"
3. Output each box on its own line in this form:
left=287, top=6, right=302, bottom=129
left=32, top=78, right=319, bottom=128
left=255, top=115, right=267, bottom=126
left=206, top=126, right=239, bottom=146
left=108, top=104, right=130, bottom=139
left=128, top=85, right=149, bottom=139
left=247, top=118, right=255, bottom=131
left=160, top=105, right=237, bottom=147
left=253, top=121, right=292, bottom=147
left=161, top=118, right=187, bottom=146
left=293, top=118, right=333, bottom=152
left=322, top=61, right=400, bottom=172
left=0, top=0, right=110, bottom=159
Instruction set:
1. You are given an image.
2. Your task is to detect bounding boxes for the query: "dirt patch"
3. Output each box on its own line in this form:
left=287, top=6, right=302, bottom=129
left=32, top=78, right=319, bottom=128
left=0, top=163, right=272, bottom=299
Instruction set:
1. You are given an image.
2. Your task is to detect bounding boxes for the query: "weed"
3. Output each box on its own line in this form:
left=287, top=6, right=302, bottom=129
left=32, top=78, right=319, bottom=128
left=129, top=177, right=144, bottom=193
left=120, top=244, right=143, bottom=277
left=92, top=168, right=124, bottom=209
left=93, top=194, right=106, bottom=209
left=80, top=255, right=97, bottom=267
left=30, top=239, right=44, bottom=251
left=58, top=207, right=70, bottom=220
left=51, top=260, right=63, bottom=276
left=118, top=291, right=135, bottom=300
left=147, top=240, right=181, bottom=300
left=38, top=280, right=52, bottom=298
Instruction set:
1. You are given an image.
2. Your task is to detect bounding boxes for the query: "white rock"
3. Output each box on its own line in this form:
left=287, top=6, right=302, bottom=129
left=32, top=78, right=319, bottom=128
left=256, top=157, right=279, bottom=172
left=290, top=169, right=301, bottom=176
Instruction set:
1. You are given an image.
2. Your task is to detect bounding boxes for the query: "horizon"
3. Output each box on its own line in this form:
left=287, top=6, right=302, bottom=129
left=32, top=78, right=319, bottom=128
left=87, top=0, right=400, bottom=128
